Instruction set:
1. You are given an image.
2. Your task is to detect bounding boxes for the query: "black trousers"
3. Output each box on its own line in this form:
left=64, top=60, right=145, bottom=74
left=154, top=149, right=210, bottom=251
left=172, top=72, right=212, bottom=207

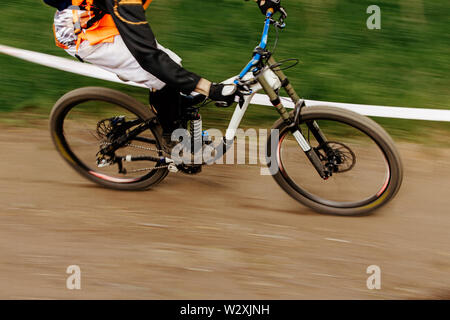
left=149, top=86, right=184, bottom=136
left=149, top=86, right=206, bottom=136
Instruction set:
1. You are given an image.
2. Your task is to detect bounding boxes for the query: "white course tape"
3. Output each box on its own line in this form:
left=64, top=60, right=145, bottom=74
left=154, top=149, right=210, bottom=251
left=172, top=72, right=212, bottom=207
left=251, top=94, right=450, bottom=122
left=0, top=44, right=147, bottom=89
left=1, top=44, right=449, bottom=122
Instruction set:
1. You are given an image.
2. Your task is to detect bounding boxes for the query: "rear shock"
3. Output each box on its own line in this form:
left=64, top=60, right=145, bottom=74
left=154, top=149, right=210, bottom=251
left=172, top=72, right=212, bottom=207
left=189, top=113, right=203, bottom=154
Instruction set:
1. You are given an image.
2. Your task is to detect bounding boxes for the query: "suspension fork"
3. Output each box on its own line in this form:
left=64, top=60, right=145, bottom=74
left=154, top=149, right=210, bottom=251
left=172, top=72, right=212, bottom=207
left=266, top=56, right=328, bottom=146
left=258, top=57, right=329, bottom=178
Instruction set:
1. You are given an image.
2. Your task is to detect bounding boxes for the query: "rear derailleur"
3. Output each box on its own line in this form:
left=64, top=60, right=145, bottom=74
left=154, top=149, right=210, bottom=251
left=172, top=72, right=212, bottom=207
left=95, top=116, right=142, bottom=174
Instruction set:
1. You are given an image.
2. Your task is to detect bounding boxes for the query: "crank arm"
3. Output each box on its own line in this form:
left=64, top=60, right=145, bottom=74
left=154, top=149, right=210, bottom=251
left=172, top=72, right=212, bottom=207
left=118, top=155, right=163, bottom=163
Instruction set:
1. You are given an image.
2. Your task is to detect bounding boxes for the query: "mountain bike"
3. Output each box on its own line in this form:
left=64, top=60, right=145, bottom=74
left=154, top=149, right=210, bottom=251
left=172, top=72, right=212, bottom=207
left=49, top=10, right=403, bottom=216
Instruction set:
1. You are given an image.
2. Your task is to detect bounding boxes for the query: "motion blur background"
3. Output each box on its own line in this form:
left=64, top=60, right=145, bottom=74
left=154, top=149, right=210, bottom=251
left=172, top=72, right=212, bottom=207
left=0, top=0, right=449, bottom=300
left=0, top=0, right=449, bottom=140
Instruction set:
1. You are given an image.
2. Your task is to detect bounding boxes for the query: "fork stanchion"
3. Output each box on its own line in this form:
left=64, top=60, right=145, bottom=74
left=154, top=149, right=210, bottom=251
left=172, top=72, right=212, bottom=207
left=266, top=57, right=329, bottom=145
left=257, top=76, right=290, bottom=123
left=267, top=56, right=301, bottom=105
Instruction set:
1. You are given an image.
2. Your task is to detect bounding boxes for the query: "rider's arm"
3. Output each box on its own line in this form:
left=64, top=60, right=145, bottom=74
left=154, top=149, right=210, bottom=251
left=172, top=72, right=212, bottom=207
left=102, top=0, right=202, bottom=93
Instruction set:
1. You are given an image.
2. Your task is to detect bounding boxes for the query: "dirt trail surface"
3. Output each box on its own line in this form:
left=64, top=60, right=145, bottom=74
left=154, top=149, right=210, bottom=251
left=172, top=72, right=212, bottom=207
left=0, top=124, right=449, bottom=299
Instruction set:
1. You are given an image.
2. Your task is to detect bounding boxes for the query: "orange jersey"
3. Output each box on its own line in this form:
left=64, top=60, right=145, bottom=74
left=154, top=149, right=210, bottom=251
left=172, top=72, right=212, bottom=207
left=55, top=0, right=153, bottom=48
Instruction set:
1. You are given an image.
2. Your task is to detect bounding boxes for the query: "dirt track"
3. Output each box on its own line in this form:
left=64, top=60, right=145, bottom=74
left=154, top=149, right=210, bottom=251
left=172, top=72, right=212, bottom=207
left=0, top=124, right=449, bottom=299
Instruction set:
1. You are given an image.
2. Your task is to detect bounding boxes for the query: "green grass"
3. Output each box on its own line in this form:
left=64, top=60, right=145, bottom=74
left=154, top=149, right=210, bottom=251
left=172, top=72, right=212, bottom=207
left=0, top=0, right=449, bottom=139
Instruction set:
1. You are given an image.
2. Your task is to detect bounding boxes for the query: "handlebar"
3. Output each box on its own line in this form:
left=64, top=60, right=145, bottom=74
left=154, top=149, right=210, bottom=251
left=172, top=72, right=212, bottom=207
left=235, top=8, right=287, bottom=83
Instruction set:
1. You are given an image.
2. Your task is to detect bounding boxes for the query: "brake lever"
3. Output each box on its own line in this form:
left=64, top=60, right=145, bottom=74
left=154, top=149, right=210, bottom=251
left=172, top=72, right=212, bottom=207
left=215, top=101, right=229, bottom=108
left=275, top=7, right=287, bottom=29
left=236, top=82, right=254, bottom=108
left=214, top=92, right=245, bottom=108
left=236, top=82, right=252, bottom=95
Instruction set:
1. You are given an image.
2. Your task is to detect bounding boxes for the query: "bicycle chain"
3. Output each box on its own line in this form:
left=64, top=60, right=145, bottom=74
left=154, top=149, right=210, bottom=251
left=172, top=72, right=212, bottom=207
left=100, top=141, right=163, bottom=153
left=99, top=142, right=172, bottom=173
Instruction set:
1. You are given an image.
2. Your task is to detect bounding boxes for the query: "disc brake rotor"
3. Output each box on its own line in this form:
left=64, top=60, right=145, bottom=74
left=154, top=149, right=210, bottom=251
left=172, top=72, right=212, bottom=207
left=315, top=141, right=356, bottom=173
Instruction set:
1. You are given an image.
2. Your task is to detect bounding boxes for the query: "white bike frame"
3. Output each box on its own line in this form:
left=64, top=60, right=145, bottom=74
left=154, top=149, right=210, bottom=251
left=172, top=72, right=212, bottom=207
left=222, top=68, right=281, bottom=142
left=221, top=68, right=312, bottom=154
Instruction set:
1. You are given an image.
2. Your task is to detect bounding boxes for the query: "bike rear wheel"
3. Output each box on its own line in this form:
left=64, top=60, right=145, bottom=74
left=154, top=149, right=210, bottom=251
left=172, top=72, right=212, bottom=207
left=268, top=106, right=403, bottom=216
left=50, top=87, right=168, bottom=190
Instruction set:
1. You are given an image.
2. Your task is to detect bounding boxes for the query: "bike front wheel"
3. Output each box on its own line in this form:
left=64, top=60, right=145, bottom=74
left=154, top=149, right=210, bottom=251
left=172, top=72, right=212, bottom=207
left=268, top=106, right=403, bottom=216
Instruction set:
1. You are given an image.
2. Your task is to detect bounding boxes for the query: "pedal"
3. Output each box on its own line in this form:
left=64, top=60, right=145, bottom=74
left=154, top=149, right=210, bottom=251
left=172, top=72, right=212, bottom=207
left=168, top=163, right=179, bottom=173
left=97, top=158, right=112, bottom=168
left=202, top=130, right=212, bottom=145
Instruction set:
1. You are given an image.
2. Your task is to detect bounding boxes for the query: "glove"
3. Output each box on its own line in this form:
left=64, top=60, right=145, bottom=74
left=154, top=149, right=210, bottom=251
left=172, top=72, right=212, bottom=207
left=255, top=0, right=281, bottom=15
left=209, top=83, right=238, bottom=107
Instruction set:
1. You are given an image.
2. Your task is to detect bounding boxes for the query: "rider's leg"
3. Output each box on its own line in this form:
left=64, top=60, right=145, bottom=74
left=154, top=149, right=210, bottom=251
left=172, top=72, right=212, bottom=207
left=148, top=85, right=185, bottom=139
left=71, top=35, right=181, bottom=91
left=148, top=86, right=208, bottom=135
left=55, top=10, right=203, bottom=143
left=68, top=34, right=193, bottom=140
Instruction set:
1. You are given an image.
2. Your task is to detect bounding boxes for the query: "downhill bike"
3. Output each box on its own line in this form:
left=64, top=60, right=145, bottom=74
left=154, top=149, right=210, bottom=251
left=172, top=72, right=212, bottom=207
left=50, top=10, right=403, bottom=215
